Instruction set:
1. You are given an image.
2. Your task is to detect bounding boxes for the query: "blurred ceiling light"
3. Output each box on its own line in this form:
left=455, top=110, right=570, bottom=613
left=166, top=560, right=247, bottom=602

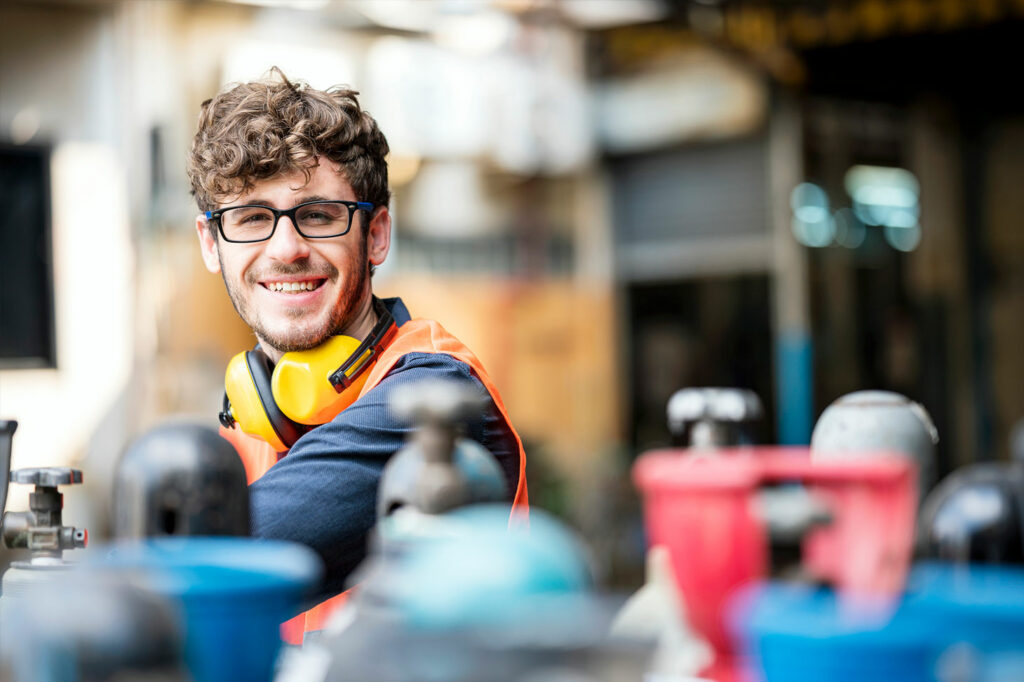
left=790, top=182, right=834, bottom=248
left=854, top=201, right=920, bottom=228
left=558, top=0, right=667, bottom=28
left=225, top=0, right=329, bottom=9
left=10, top=108, right=40, bottom=145
left=833, top=207, right=866, bottom=250
left=790, top=182, right=829, bottom=223
left=883, top=207, right=920, bottom=229
left=844, top=165, right=923, bottom=252
left=845, top=165, right=918, bottom=198
left=792, top=215, right=835, bottom=248
left=844, top=165, right=920, bottom=228
left=852, top=184, right=918, bottom=208
left=885, top=224, right=922, bottom=252
left=433, top=11, right=515, bottom=55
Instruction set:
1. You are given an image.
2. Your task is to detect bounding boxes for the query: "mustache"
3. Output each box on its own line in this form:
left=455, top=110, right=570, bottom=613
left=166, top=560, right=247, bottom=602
left=246, top=261, right=338, bottom=283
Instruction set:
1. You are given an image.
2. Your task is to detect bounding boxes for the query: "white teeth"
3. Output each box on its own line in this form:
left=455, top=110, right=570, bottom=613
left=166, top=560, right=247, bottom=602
left=267, top=281, right=317, bottom=292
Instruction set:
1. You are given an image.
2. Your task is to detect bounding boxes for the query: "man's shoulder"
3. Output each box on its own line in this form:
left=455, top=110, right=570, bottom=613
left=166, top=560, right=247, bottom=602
left=362, top=305, right=485, bottom=392
left=368, top=298, right=497, bottom=406
left=389, top=316, right=481, bottom=361
left=292, top=352, right=477, bottom=454
left=383, top=349, right=478, bottom=380
left=372, top=327, right=490, bottom=408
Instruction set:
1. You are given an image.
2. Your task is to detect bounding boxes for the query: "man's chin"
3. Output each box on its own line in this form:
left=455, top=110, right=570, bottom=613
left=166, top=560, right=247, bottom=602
left=256, top=325, right=335, bottom=355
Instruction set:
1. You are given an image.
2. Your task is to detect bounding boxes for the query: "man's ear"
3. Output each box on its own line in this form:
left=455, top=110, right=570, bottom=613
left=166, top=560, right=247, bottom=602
left=367, top=206, right=392, bottom=268
left=196, top=215, right=221, bottom=274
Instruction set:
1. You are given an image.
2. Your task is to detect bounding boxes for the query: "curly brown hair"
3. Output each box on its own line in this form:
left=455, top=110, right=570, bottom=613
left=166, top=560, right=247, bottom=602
left=187, top=68, right=390, bottom=233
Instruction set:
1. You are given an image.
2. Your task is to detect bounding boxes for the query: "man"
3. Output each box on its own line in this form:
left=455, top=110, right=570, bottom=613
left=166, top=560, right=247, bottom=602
left=186, top=70, right=527, bottom=638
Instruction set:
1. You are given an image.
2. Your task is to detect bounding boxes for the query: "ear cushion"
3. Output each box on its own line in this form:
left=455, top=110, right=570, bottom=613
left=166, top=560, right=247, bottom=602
left=245, top=350, right=307, bottom=450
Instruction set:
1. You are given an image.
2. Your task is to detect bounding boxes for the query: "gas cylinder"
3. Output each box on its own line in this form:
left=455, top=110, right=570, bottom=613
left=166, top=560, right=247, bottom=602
left=811, top=390, right=939, bottom=498
left=105, top=420, right=318, bottom=682
left=735, top=562, right=1024, bottom=681
left=3, top=568, right=189, bottom=682
left=113, top=420, right=250, bottom=538
left=918, top=424, right=1024, bottom=566
left=317, top=506, right=647, bottom=682
left=0, top=420, right=90, bottom=668
left=0, top=420, right=12, bottom=518
left=919, top=462, right=1024, bottom=565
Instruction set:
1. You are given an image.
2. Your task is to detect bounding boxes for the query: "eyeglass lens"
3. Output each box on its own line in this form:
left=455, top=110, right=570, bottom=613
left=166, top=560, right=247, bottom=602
left=220, top=202, right=352, bottom=241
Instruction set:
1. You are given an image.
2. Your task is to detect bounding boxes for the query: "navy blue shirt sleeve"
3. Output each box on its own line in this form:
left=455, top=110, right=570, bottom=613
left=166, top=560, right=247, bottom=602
left=248, top=352, right=520, bottom=600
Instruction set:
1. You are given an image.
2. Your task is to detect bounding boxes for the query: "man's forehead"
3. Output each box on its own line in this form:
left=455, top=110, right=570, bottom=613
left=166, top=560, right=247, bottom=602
left=215, top=160, right=354, bottom=207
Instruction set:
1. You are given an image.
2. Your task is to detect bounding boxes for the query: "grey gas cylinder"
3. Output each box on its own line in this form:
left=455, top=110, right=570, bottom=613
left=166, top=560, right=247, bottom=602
left=113, top=420, right=249, bottom=538
left=811, top=390, right=939, bottom=497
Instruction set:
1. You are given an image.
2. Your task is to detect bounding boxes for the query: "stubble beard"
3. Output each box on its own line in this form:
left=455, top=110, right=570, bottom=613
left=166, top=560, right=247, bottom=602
left=219, top=234, right=371, bottom=354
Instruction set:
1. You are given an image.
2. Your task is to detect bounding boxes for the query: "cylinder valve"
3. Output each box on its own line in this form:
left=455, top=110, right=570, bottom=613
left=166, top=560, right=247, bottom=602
left=378, top=380, right=507, bottom=519
left=666, top=387, right=764, bottom=449
left=2, top=467, right=87, bottom=562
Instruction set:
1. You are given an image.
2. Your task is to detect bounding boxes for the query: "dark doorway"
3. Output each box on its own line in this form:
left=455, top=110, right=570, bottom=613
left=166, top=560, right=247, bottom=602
left=627, top=275, right=775, bottom=453
left=0, top=144, right=55, bottom=368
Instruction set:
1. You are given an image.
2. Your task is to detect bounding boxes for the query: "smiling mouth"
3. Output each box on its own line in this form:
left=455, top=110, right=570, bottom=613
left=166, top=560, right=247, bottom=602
left=261, top=279, right=326, bottom=293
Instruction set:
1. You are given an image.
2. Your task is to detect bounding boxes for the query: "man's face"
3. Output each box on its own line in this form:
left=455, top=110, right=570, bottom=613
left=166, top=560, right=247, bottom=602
left=196, top=159, right=391, bottom=356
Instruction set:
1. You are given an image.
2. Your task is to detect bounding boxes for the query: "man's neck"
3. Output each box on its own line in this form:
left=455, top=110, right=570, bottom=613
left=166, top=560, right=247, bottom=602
left=340, top=295, right=379, bottom=344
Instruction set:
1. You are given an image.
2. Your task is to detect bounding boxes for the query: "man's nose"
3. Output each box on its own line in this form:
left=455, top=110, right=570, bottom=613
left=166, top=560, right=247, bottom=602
left=263, top=216, right=310, bottom=262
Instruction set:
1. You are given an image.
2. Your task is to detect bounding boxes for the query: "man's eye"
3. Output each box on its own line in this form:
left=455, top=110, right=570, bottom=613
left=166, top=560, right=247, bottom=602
left=240, top=212, right=271, bottom=224
left=298, top=210, right=338, bottom=225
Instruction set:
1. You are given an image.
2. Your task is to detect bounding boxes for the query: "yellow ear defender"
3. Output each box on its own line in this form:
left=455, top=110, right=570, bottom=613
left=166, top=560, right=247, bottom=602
left=219, top=298, right=398, bottom=452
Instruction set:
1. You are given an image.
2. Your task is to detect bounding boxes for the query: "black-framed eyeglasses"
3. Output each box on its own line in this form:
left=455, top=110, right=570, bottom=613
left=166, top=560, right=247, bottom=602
left=205, top=200, right=374, bottom=243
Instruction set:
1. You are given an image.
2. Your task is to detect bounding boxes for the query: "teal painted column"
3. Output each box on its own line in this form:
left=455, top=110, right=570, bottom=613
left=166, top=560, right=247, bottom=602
left=777, top=331, right=813, bottom=445
left=769, top=94, right=814, bottom=445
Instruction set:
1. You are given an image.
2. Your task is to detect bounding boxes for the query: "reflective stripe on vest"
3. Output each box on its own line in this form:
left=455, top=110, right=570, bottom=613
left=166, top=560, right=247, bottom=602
left=220, top=318, right=529, bottom=643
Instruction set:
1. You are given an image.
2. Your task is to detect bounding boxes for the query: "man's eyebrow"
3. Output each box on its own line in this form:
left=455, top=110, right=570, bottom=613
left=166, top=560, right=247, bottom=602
left=226, top=197, right=273, bottom=208
left=295, top=194, right=331, bottom=204
left=227, top=195, right=334, bottom=209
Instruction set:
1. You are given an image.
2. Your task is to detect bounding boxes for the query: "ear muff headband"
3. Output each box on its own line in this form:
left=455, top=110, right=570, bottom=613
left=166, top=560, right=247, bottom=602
left=329, top=298, right=398, bottom=390
left=245, top=350, right=307, bottom=449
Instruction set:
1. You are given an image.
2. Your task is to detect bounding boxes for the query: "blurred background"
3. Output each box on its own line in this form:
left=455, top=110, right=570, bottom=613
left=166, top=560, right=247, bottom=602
left=1, top=0, right=1023, bottom=586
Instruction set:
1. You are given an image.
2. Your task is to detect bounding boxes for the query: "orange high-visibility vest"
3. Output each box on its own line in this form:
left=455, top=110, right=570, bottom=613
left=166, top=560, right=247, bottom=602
left=220, top=317, right=529, bottom=643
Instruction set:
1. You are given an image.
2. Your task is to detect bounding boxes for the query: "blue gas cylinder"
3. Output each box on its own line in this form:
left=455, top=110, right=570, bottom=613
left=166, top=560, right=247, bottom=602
left=372, top=504, right=593, bottom=631
left=734, top=563, right=1024, bottom=681
left=95, top=537, right=322, bottom=682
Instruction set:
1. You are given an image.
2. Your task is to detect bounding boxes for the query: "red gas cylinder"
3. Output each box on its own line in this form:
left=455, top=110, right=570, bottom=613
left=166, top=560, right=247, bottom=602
left=634, top=389, right=917, bottom=681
